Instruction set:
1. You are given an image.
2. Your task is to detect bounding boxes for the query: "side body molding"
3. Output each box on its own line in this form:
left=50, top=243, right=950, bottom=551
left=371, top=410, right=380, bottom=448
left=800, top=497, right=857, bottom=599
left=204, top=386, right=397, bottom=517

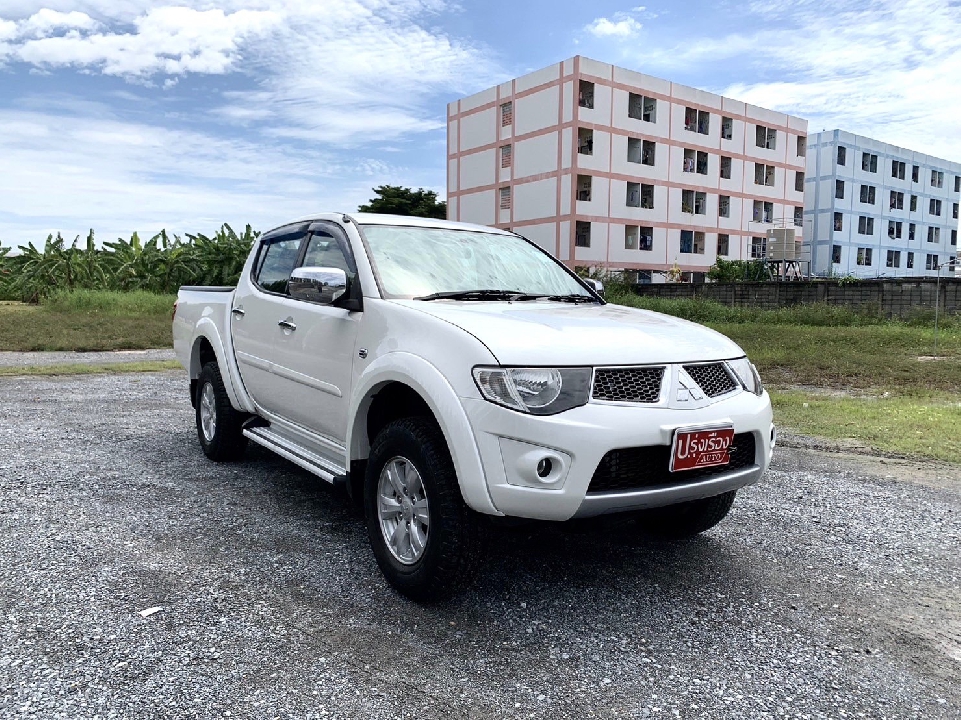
left=348, top=352, right=501, bottom=516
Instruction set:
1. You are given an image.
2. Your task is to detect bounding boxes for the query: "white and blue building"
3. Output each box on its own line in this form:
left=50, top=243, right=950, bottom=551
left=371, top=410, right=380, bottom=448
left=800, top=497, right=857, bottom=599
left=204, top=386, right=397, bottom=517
left=804, top=130, right=961, bottom=277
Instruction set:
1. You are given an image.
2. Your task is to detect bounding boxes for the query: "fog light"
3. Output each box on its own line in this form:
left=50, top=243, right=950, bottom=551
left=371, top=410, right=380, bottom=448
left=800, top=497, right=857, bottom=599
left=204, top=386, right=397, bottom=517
left=536, top=457, right=552, bottom=478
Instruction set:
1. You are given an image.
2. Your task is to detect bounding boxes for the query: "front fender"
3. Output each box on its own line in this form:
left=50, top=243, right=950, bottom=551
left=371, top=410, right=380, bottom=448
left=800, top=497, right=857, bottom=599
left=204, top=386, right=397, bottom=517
left=348, top=352, right=501, bottom=516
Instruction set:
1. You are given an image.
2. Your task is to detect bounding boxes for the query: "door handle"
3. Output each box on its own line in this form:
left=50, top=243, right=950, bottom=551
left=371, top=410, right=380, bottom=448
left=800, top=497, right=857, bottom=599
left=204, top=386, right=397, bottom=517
left=278, top=319, right=297, bottom=331
left=231, top=307, right=245, bottom=317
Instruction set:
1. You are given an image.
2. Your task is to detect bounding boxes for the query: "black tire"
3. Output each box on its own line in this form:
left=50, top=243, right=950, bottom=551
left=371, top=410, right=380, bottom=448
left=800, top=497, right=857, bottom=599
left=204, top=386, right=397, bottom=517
left=635, top=490, right=737, bottom=539
left=195, top=362, right=248, bottom=462
left=364, top=417, right=483, bottom=602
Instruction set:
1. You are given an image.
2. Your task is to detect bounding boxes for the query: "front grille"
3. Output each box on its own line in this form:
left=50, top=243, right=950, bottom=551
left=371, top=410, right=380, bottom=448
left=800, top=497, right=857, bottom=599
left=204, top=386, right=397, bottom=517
left=587, top=432, right=756, bottom=494
left=592, top=366, right=664, bottom=403
left=683, top=362, right=738, bottom=398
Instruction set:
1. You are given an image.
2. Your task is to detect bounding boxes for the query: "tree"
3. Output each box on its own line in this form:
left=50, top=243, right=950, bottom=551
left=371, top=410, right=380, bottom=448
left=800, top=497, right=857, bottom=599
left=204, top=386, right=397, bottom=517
left=358, top=185, right=447, bottom=219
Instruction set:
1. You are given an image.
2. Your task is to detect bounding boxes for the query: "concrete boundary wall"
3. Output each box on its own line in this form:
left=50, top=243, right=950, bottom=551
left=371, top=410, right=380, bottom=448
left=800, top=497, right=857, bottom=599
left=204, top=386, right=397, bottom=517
left=631, top=278, right=961, bottom=317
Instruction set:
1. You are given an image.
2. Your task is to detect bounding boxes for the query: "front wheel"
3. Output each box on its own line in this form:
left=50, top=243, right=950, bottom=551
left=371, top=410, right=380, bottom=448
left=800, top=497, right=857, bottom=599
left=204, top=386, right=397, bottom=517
left=364, top=417, right=483, bottom=601
left=195, top=362, right=247, bottom=462
left=635, top=490, right=737, bottom=539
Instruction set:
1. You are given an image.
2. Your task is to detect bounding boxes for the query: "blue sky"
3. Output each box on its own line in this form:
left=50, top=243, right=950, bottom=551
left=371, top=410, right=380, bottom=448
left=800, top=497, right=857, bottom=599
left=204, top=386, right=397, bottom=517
left=1, top=0, right=959, bottom=247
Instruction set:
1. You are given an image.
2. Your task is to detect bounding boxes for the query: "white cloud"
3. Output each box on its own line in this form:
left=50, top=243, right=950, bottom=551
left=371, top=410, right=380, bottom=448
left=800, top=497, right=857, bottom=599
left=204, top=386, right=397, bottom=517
left=585, top=16, right=642, bottom=38
left=19, top=8, right=98, bottom=36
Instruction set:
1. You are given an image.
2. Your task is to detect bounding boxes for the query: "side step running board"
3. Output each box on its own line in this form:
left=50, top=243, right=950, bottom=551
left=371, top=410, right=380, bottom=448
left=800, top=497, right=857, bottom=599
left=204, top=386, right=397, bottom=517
left=244, top=426, right=348, bottom=487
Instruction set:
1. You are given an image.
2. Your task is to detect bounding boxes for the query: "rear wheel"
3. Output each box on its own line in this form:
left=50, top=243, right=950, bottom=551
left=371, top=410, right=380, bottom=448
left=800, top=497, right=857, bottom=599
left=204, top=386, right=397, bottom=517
left=364, top=417, right=483, bottom=601
left=635, top=491, right=737, bottom=539
left=195, top=362, right=247, bottom=462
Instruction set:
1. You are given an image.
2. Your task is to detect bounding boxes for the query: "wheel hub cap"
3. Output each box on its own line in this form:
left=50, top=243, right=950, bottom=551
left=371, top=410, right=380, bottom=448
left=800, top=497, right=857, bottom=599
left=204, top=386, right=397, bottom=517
left=200, top=382, right=217, bottom=442
left=377, top=456, right=429, bottom=565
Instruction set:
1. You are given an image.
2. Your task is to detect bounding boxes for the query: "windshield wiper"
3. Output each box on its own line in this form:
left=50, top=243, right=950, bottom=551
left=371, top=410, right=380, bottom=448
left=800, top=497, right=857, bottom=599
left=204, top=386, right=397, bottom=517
left=414, top=289, right=520, bottom=301
left=511, top=293, right=599, bottom=304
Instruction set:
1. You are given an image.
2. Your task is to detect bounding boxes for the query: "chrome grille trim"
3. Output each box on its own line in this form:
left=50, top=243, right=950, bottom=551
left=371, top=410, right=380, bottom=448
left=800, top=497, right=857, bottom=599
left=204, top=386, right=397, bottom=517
left=591, top=366, right=665, bottom=403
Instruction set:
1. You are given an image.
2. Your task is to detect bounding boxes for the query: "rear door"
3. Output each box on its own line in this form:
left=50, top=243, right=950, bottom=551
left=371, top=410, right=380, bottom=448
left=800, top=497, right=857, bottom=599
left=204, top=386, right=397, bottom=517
left=231, top=225, right=308, bottom=418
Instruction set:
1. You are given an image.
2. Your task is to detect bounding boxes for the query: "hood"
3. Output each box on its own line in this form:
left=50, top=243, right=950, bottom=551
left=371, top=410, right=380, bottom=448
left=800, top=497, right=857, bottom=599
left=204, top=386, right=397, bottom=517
left=393, top=300, right=745, bottom=366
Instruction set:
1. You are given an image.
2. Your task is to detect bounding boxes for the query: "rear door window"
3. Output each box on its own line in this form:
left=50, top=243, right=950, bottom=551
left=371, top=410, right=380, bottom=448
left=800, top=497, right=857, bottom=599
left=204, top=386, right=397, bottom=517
left=253, top=231, right=306, bottom=294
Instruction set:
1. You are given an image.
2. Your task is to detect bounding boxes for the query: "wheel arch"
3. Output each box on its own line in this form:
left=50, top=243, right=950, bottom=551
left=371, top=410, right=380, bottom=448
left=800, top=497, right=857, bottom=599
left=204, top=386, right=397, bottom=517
left=187, top=319, right=253, bottom=413
left=348, top=353, right=500, bottom=516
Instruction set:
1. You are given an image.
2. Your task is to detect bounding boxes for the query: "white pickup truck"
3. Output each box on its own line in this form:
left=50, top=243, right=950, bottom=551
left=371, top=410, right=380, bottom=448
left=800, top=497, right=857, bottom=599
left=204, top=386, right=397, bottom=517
left=173, top=213, right=774, bottom=600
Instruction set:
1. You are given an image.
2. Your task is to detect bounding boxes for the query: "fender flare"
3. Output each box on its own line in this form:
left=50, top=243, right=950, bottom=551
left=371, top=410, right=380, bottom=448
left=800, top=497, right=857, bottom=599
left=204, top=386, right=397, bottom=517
left=347, top=352, right=501, bottom=516
left=189, top=317, right=256, bottom=414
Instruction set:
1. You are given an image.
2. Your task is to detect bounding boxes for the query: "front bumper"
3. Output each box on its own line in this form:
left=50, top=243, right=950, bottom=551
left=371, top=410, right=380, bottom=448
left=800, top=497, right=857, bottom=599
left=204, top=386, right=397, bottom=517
left=461, top=390, right=774, bottom=521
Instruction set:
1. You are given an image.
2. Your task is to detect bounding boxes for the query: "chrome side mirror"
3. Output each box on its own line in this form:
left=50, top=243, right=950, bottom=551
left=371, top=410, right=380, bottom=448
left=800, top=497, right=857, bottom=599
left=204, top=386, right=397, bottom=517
left=289, top=266, right=348, bottom=305
left=583, top=278, right=605, bottom=298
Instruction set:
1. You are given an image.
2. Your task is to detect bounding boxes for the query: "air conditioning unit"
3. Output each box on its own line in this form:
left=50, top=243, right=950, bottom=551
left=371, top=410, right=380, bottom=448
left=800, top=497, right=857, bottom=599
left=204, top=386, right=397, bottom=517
left=766, top=228, right=798, bottom=260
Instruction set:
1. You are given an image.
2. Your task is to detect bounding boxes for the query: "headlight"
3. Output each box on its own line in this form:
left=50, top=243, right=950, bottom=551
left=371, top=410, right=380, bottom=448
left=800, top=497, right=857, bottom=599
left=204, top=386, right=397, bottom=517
left=472, top=366, right=592, bottom=415
left=726, top=357, right=763, bottom=395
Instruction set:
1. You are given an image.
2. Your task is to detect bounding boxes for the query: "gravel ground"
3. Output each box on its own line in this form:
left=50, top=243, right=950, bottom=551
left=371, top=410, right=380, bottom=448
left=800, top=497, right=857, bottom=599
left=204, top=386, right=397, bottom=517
left=0, top=349, right=175, bottom=368
left=1, top=371, right=959, bottom=719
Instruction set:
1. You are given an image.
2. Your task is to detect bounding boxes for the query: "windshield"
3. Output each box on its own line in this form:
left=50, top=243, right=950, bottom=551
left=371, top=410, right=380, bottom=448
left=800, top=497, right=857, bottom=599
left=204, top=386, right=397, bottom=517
left=361, top=225, right=592, bottom=300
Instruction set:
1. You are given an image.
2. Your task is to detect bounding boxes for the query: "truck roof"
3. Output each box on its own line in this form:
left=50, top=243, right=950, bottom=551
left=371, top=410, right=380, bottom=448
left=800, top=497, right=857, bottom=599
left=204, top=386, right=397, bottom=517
left=285, top=212, right=514, bottom=236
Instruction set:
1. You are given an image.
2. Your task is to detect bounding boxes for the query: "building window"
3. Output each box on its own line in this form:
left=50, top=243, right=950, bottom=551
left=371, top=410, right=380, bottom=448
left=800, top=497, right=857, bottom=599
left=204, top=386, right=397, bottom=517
left=832, top=244, right=842, bottom=264
left=856, top=247, right=873, bottom=266
left=862, top=153, right=878, bottom=173
left=836, top=180, right=845, bottom=199
left=577, top=127, right=593, bottom=155
left=577, top=175, right=592, bottom=202
left=910, top=194, right=918, bottom=212
left=575, top=221, right=591, bottom=247
left=500, top=102, right=512, bottom=127
left=683, top=148, right=695, bottom=173
left=685, top=107, right=709, bottom=133
left=928, top=226, right=941, bottom=243
left=720, top=156, right=732, bottom=179
left=753, top=200, right=773, bottom=223
left=794, top=206, right=803, bottom=227
left=625, top=225, right=638, bottom=250
left=859, top=184, right=876, bottom=204
left=718, top=233, right=730, bottom=256
left=628, top=93, right=657, bottom=122
left=627, top=181, right=641, bottom=208
left=956, top=175, right=961, bottom=192
left=926, top=253, right=939, bottom=270
left=930, top=198, right=942, bottom=216
left=697, top=151, right=708, bottom=175
left=952, top=229, right=957, bottom=246
left=500, top=144, right=512, bottom=169
left=890, top=191, right=904, bottom=210
left=909, top=223, right=916, bottom=241
left=693, top=231, right=705, bottom=253
left=891, top=160, right=906, bottom=180
left=912, top=165, right=919, bottom=183
left=886, top=250, right=901, bottom=268
left=643, top=96, right=656, bottom=122
left=719, top=195, right=731, bottom=218
left=797, top=136, right=806, bottom=156
left=681, top=189, right=694, bottom=214
left=954, top=202, right=959, bottom=219
left=888, top=220, right=902, bottom=239
left=627, top=138, right=656, bottom=166
left=837, top=146, right=846, bottom=166
left=907, top=252, right=914, bottom=268
left=640, top=226, right=654, bottom=251
left=834, top=212, right=843, bottom=232
left=721, top=116, right=733, bottom=140
left=641, top=184, right=654, bottom=209
left=755, top=125, right=776, bottom=150
left=578, top=80, right=594, bottom=109
left=680, top=229, right=694, bottom=253
left=499, top=187, right=511, bottom=210
left=755, top=163, right=775, bottom=186
left=751, top=236, right=767, bottom=259
left=694, top=191, right=707, bottom=215
left=795, top=171, right=805, bottom=192
left=931, top=169, right=944, bottom=188
left=857, top=216, right=874, bottom=235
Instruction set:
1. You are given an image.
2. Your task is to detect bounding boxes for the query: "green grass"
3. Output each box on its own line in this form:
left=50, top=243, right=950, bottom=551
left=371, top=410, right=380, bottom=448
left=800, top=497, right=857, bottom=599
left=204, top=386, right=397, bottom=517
left=0, top=291, right=174, bottom=351
left=0, top=360, right=181, bottom=377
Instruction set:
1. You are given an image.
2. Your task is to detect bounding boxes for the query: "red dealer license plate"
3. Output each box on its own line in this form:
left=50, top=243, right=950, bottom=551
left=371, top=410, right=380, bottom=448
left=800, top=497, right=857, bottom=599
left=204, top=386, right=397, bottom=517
left=670, top=426, right=735, bottom=472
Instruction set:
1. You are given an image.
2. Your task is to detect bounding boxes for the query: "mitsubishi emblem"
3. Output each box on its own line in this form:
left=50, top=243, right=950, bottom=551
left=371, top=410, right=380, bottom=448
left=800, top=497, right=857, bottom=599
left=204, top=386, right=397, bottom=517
left=676, top=368, right=705, bottom=403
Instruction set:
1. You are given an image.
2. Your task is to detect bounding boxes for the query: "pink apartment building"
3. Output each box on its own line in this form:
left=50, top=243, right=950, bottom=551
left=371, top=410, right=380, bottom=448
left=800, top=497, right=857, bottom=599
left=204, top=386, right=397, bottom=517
left=447, top=56, right=808, bottom=280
